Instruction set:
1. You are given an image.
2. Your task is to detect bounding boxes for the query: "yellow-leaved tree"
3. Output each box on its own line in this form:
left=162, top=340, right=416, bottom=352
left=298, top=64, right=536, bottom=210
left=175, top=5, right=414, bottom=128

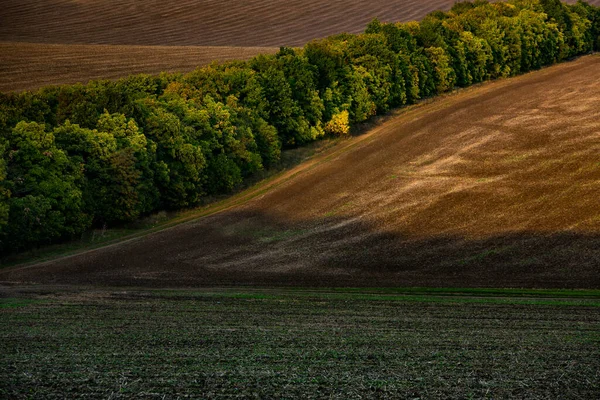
left=324, top=110, right=350, bottom=136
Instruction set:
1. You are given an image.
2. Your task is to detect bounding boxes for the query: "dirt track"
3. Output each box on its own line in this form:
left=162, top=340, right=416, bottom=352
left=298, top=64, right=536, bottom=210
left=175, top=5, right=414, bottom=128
left=2, top=55, right=599, bottom=289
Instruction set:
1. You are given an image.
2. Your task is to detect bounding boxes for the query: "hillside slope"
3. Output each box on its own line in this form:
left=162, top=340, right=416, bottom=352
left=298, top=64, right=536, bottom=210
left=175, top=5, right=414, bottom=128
left=2, top=55, right=599, bottom=288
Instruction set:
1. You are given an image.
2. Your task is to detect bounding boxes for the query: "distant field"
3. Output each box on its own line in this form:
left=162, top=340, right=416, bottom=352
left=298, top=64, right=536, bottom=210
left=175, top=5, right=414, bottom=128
left=0, top=0, right=462, bottom=47
left=2, top=0, right=597, bottom=47
left=1, top=287, right=599, bottom=398
left=3, top=55, right=599, bottom=289
left=1, top=0, right=598, bottom=92
left=0, top=42, right=276, bottom=92
left=0, top=0, right=461, bottom=92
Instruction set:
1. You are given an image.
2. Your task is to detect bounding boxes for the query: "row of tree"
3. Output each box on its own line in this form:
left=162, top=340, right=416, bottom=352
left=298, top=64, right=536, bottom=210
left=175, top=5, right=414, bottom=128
left=1, top=0, right=598, bottom=253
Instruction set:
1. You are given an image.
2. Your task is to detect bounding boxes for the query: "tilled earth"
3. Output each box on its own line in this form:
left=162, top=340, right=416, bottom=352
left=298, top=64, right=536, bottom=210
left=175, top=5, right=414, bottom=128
left=0, top=0, right=457, bottom=92
left=0, top=0, right=473, bottom=47
left=2, top=56, right=600, bottom=288
left=2, top=0, right=599, bottom=47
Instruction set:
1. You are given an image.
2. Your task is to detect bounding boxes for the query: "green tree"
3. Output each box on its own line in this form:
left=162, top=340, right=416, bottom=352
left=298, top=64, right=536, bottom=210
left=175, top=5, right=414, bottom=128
left=3, top=122, right=90, bottom=251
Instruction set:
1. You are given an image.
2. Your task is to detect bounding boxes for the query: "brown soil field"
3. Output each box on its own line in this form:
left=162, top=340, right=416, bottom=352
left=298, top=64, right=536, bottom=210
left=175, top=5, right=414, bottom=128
left=2, top=0, right=597, bottom=47
left=0, top=0, right=458, bottom=93
left=0, top=0, right=476, bottom=47
left=2, top=55, right=599, bottom=289
left=0, top=42, right=277, bottom=93
left=2, top=0, right=597, bottom=92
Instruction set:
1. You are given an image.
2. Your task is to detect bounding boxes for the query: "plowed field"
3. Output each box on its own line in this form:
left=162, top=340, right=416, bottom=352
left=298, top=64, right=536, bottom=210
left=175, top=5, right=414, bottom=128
left=0, top=0, right=472, bottom=47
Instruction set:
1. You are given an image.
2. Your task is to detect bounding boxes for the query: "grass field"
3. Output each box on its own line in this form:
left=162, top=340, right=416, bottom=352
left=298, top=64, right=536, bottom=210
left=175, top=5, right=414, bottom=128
left=1, top=287, right=599, bottom=398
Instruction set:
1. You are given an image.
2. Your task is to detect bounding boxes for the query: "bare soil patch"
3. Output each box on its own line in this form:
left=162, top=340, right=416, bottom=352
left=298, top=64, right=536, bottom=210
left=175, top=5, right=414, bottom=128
left=0, top=0, right=472, bottom=47
left=2, top=55, right=599, bottom=289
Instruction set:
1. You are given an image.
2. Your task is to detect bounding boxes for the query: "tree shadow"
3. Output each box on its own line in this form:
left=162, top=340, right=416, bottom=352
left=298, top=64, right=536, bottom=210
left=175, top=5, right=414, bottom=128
left=2, top=209, right=599, bottom=289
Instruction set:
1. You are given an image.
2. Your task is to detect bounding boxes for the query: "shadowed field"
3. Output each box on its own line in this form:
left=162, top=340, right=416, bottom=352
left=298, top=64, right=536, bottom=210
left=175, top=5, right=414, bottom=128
left=2, top=55, right=599, bottom=289
left=0, top=42, right=277, bottom=92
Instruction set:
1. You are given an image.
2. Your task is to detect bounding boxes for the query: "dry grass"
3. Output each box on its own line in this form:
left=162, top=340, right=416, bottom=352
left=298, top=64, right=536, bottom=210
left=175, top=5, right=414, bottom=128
left=3, top=55, right=600, bottom=289
left=0, top=42, right=276, bottom=92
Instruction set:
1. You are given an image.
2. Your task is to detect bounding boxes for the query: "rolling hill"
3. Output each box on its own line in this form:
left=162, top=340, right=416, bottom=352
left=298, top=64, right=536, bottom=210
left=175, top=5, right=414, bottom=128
left=3, top=54, right=599, bottom=289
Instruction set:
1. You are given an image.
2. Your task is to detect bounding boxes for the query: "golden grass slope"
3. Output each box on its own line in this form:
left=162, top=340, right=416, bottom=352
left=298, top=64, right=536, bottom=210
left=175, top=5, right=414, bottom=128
left=3, top=55, right=599, bottom=288
left=0, top=42, right=277, bottom=92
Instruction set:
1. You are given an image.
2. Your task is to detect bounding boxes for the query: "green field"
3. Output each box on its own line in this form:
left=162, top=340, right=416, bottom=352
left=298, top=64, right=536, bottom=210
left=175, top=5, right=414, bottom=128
left=2, top=288, right=599, bottom=399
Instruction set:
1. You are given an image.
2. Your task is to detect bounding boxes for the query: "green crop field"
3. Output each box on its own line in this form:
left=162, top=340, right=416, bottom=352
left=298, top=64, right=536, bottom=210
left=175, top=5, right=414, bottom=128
left=2, top=288, right=599, bottom=398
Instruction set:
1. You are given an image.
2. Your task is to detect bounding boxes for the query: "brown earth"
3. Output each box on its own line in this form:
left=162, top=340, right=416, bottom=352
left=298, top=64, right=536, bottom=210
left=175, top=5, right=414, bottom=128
left=2, top=0, right=597, bottom=47
left=0, top=42, right=277, bottom=93
left=2, top=55, right=599, bottom=289
left=0, top=0, right=458, bottom=92
left=2, top=0, right=598, bottom=92
left=0, top=0, right=476, bottom=47
left=0, top=0, right=459, bottom=93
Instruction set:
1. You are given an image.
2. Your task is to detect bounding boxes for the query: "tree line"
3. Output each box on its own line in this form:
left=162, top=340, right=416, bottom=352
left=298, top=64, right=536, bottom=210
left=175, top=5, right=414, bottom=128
left=0, top=0, right=598, bottom=254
